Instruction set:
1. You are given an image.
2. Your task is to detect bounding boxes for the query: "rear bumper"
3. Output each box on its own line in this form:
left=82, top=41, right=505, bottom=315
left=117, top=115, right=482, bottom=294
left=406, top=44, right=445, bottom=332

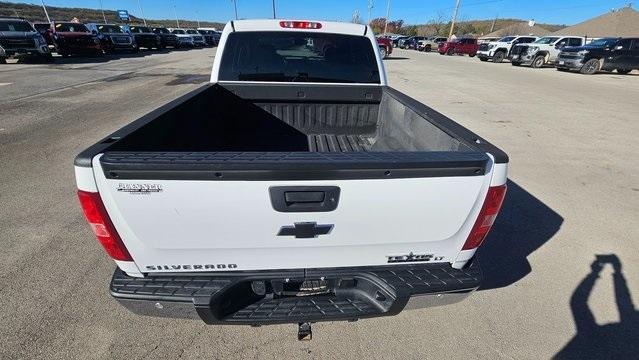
left=111, top=261, right=482, bottom=325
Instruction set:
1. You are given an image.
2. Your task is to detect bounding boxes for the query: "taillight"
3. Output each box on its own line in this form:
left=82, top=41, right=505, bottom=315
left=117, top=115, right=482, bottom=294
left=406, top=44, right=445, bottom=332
left=279, top=21, right=323, bottom=29
left=77, top=190, right=132, bottom=261
left=462, top=185, right=507, bottom=250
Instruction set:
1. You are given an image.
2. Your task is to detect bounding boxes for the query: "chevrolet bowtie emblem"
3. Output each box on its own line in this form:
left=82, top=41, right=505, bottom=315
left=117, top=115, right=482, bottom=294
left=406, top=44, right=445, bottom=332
left=277, top=222, right=333, bottom=239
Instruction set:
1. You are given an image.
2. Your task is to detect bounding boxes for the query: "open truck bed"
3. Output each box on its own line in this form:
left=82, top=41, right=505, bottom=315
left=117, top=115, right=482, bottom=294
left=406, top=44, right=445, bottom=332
left=78, top=83, right=504, bottom=179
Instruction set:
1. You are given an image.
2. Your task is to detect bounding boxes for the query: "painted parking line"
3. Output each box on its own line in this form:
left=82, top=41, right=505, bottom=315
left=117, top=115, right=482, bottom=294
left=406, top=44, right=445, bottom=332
left=0, top=83, right=13, bottom=86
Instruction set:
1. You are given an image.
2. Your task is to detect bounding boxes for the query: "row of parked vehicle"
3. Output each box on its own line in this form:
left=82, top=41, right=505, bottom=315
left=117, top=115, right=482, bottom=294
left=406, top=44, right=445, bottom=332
left=385, top=34, right=639, bottom=75
left=0, top=16, right=220, bottom=63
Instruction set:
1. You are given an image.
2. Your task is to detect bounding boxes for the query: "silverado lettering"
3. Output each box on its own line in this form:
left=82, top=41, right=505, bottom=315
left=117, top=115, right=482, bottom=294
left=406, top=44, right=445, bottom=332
left=146, top=264, right=238, bottom=271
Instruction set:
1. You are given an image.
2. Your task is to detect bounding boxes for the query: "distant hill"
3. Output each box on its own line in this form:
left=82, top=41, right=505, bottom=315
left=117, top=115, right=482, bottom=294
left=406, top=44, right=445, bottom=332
left=0, top=1, right=224, bottom=29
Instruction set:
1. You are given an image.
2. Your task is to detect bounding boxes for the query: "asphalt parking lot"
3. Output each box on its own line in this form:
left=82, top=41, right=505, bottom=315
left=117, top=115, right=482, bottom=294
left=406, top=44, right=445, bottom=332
left=1, top=47, right=637, bottom=359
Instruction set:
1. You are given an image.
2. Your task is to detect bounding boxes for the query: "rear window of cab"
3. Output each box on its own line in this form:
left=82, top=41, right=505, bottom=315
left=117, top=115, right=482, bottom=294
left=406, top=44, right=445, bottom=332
left=219, top=31, right=380, bottom=84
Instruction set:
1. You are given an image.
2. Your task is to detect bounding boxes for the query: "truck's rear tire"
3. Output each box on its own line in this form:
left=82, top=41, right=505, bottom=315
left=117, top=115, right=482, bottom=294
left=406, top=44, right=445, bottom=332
left=469, top=53, right=476, bottom=58
left=492, top=51, right=505, bottom=63
left=531, top=55, right=545, bottom=68
left=447, top=48, right=455, bottom=56
left=425, top=45, right=431, bottom=52
left=616, top=69, right=632, bottom=75
left=580, top=59, right=600, bottom=75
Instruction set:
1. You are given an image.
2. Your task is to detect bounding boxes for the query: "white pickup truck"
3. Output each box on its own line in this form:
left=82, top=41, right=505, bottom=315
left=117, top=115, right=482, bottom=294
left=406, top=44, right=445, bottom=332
left=75, top=19, right=508, bottom=337
left=477, top=35, right=538, bottom=63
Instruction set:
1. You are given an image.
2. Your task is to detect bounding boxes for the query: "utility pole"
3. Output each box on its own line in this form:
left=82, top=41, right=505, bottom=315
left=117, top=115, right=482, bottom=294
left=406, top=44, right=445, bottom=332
left=99, top=0, right=107, bottom=24
left=272, top=0, right=276, bottom=19
left=383, top=0, right=391, bottom=35
left=448, top=0, right=461, bottom=40
left=41, top=0, right=51, bottom=23
left=173, top=5, right=180, bottom=28
left=489, top=14, right=498, bottom=33
left=232, top=0, right=238, bottom=20
left=196, top=11, right=201, bottom=28
left=367, top=0, right=373, bottom=24
left=137, top=0, right=147, bottom=26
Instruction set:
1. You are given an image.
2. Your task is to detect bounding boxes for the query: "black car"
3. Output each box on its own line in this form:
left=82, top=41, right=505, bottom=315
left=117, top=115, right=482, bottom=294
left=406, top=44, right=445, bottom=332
left=123, top=25, right=161, bottom=50
left=197, top=30, right=217, bottom=46
left=152, top=27, right=179, bottom=48
left=557, top=37, right=639, bottom=75
left=86, top=23, right=137, bottom=53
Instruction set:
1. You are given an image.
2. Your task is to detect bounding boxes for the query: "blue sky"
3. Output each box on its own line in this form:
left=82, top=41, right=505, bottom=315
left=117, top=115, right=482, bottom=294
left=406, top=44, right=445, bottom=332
left=7, top=0, right=636, bottom=25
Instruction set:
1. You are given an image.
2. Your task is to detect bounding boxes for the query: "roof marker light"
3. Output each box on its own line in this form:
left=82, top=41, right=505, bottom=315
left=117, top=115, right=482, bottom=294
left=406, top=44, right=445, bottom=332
left=279, top=21, right=323, bottom=29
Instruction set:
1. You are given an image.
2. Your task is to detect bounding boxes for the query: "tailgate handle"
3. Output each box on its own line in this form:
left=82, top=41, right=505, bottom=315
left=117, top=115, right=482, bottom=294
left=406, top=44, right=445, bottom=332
left=285, top=191, right=325, bottom=204
left=270, top=186, right=340, bottom=213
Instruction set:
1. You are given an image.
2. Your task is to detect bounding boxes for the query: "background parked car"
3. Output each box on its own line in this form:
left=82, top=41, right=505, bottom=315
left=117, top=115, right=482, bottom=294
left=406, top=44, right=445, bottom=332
left=197, top=28, right=218, bottom=46
left=86, top=23, right=137, bottom=53
left=185, top=29, right=206, bottom=47
left=121, top=25, right=161, bottom=50
left=168, top=28, right=195, bottom=48
left=0, top=17, right=52, bottom=63
left=557, top=37, right=639, bottom=75
left=438, top=38, right=479, bottom=57
left=51, top=21, right=102, bottom=57
left=376, top=37, right=393, bottom=58
left=477, top=36, right=538, bottom=63
left=401, top=36, right=427, bottom=50
left=152, top=26, right=179, bottom=48
left=393, top=36, right=408, bottom=47
left=418, top=37, right=448, bottom=52
left=511, top=36, right=585, bottom=68
left=32, top=22, right=54, bottom=46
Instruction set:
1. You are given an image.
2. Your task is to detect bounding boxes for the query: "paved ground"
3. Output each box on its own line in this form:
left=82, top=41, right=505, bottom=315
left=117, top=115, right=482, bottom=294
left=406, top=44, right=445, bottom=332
left=1, top=48, right=637, bottom=359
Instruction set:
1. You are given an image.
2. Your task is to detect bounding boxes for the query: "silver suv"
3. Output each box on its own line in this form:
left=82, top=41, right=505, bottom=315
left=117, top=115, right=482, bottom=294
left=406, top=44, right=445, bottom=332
left=0, top=17, right=52, bottom=63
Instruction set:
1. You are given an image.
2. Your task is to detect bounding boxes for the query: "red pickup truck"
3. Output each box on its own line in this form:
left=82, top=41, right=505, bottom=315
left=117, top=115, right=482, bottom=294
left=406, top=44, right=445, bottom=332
left=51, top=22, right=103, bottom=57
left=438, top=38, right=478, bottom=57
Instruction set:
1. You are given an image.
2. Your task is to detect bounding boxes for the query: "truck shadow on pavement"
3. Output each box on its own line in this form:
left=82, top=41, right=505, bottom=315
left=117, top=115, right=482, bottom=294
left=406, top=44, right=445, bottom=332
left=553, top=255, right=638, bottom=360
left=478, top=180, right=564, bottom=290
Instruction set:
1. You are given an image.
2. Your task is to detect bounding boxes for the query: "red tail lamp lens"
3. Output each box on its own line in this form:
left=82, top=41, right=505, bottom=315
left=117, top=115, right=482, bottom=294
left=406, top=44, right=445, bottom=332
left=77, top=190, right=132, bottom=261
left=462, top=185, right=507, bottom=250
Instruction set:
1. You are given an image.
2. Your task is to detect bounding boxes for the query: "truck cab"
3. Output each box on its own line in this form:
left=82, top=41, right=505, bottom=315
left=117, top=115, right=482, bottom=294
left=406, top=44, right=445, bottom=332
left=477, top=35, right=538, bottom=63
left=86, top=23, right=137, bottom=53
left=0, top=17, right=52, bottom=63
left=557, top=37, right=639, bottom=75
left=510, top=36, right=585, bottom=68
left=75, top=19, right=508, bottom=331
left=51, top=21, right=103, bottom=57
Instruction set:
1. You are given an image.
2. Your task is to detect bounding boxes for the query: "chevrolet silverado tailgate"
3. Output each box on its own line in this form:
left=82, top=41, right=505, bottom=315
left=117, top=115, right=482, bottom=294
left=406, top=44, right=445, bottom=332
left=92, top=151, right=494, bottom=273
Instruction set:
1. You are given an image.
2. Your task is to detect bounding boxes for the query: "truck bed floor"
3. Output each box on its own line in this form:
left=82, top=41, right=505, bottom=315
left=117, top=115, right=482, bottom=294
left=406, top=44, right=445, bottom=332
left=307, top=134, right=371, bottom=152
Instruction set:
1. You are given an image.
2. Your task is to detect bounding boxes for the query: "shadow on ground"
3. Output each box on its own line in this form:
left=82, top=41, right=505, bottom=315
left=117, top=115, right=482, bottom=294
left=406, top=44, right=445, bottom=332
left=554, top=254, right=638, bottom=359
left=478, top=180, right=564, bottom=290
left=384, top=57, right=409, bottom=60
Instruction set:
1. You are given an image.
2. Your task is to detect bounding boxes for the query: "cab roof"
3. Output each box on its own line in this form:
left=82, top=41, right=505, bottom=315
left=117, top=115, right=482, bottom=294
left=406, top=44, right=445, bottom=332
left=230, top=19, right=367, bottom=36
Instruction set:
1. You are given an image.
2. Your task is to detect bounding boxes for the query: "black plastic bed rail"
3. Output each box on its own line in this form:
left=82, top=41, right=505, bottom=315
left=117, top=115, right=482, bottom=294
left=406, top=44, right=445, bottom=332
left=110, top=262, right=482, bottom=326
left=100, top=151, right=489, bottom=181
